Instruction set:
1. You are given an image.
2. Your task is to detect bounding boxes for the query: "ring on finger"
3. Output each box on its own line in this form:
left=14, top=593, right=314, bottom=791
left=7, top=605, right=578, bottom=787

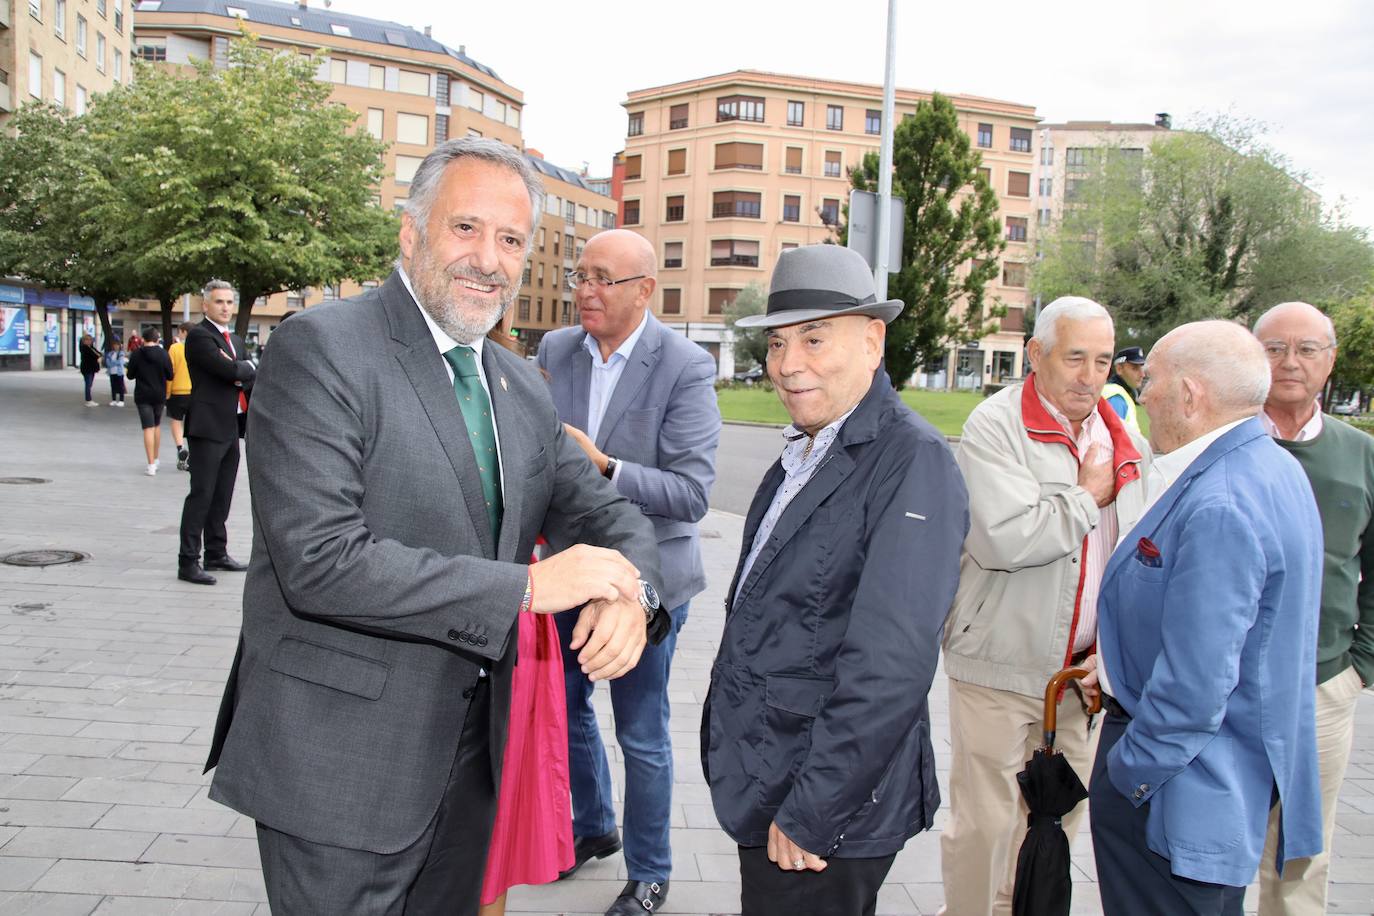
left=792, top=858, right=805, bottom=870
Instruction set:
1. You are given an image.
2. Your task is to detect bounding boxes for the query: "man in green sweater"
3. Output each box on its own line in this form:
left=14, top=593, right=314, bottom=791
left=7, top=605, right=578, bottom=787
left=1253, top=300, right=1373, bottom=915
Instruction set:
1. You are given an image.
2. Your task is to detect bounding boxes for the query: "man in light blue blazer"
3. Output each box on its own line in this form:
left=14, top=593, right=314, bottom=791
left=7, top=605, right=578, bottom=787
left=537, top=228, right=722, bottom=916
left=1086, top=320, right=1324, bottom=914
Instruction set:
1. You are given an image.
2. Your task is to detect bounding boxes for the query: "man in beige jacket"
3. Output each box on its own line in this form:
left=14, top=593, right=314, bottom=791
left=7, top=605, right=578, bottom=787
left=940, top=296, right=1152, bottom=916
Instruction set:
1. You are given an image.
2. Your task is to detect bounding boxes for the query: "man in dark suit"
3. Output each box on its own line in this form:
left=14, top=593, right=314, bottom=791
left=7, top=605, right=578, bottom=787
left=176, top=280, right=256, bottom=585
left=702, top=245, right=968, bottom=916
left=205, top=138, right=667, bottom=916
left=538, top=229, right=721, bottom=915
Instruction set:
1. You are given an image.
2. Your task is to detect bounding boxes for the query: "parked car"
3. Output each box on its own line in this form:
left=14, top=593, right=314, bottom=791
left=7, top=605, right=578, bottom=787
left=1334, top=396, right=1361, bottom=416
left=732, top=366, right=765, bottom=384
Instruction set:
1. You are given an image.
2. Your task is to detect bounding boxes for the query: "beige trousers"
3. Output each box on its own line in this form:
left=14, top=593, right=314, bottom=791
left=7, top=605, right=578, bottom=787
left=1258, top=663, right=1365, bottom=915
left=940, top=676, right=1099, bottom=916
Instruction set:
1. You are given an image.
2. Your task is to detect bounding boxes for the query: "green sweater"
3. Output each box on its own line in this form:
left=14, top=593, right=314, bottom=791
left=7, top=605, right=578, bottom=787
left=1274, top=415, right=1374, bottom=686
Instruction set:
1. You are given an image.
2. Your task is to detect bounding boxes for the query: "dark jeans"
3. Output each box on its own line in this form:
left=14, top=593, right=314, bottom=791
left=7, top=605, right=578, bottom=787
left=82, top=371, right=95, bottom=401
left=109, top=376, right=126, bottom=401
left=256, top=678, right=495, bottom=915
left=178, top=435, right=240, bottom=565
left=557, top=601, right=688, bottom=883
left=738, top=845, right=895, bottom=916
left=1089, top=710, right=1245, bottom=916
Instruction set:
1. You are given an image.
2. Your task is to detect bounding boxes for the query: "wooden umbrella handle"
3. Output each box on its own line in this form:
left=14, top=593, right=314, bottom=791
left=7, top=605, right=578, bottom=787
left=1042, top=666, right=1102, bottom=749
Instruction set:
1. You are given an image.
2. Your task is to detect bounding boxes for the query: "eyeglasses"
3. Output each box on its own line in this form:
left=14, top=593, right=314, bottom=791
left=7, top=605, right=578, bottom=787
left=565, top=270, right=646, bottom=291
left=1261, top=340, right=1334, bottom=361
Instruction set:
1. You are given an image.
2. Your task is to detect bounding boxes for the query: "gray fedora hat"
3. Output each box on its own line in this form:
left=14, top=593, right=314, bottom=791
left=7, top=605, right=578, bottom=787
left=735, top=244, right=904, bottom=329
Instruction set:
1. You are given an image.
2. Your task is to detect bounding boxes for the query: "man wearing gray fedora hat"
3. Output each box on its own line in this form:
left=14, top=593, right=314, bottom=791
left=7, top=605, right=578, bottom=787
left=701, top=244, right=970, bottom=915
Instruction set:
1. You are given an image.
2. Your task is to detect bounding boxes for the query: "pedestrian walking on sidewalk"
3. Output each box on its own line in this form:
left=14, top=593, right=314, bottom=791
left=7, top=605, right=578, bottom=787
left=79, top=333, right=103, bottom=406
left=104, top=338, right=127, bottom=406
left=126, top=326, right=175, bottom=476
left=166, top=322, right=194, bottom=470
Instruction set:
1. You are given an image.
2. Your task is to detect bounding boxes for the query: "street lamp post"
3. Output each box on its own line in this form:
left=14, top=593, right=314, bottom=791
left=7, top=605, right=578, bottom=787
left=874, top=0, right=898, bottom=300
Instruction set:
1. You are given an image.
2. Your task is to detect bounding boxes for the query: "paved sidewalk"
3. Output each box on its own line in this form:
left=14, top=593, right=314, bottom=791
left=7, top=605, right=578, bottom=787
left=1, top=369, right=1372, bottom=915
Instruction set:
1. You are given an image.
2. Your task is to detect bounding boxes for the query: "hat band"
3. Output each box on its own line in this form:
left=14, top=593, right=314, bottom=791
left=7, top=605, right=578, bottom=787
left=766, top=288, right=877, bottom=315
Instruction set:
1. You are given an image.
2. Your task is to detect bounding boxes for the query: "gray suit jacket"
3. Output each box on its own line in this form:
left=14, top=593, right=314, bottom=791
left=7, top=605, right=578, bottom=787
left=206, top=272, right=660, bottom=854
left=537, top=314, right=721, bottom=611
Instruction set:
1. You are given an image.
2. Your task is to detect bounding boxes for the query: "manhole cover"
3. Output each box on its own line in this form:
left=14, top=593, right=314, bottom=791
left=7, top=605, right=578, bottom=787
left=0, top=477, right=51, bottom=485
left=1, top=550, right=88, bottom=567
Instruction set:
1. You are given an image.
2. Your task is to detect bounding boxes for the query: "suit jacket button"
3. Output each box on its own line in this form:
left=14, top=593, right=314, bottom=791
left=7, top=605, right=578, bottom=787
left=477, top=635, right=489, bottom=647
left=447, top=629, right=460, bottom=641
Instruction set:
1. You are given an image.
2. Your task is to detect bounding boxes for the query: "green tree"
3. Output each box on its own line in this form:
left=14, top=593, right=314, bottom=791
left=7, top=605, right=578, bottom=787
left=722, top=282, right=768, bottom=370
left=1330, top=289, right=1374, bottom=391
left=842, top=93, right=1006, bottom=387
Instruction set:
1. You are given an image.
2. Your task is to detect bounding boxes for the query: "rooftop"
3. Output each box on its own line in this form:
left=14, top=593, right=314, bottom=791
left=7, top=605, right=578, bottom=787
left=134, top=0, right=503, bottom=82
left=525, top=154, right=606, bottom=197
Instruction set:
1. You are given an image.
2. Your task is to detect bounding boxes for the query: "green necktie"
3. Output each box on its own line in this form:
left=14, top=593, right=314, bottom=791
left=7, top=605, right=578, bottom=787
left=443, top=346, right=503, bottom=545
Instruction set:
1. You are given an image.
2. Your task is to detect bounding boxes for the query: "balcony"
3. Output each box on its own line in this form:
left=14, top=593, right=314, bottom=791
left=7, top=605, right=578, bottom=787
left=712, top=203, right=761, bottom=219
left=710, top=254, right=759, bottom=268
left=0, top=71, right=11, bottom=114
left=0, top=0, right=11, bottom=29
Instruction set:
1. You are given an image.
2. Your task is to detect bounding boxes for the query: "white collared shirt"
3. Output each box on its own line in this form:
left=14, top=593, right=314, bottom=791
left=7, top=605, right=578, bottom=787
left=398, top=267, right=504, bottom=497
left=1260, top=401, right=1323, bottom=442
left=584, top=310, right=649, bottom=445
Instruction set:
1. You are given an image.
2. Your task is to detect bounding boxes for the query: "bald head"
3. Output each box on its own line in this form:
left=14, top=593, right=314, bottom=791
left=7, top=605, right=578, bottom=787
left=585, top=229, right=656, bottom=280
left=1253, top=301, right=1336, bottom=345
left=1142, top=320, right=1270, bottom=453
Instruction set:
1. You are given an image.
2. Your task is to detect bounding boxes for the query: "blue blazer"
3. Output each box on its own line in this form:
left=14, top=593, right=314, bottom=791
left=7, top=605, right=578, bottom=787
left=538, top=314, right=722, bottom=610
left=1097, top=417, right=1324, bottom=887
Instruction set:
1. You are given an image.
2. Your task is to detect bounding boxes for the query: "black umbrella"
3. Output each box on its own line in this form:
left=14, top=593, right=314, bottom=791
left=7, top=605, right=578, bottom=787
left=1011, top=667, right=1100, bottom=916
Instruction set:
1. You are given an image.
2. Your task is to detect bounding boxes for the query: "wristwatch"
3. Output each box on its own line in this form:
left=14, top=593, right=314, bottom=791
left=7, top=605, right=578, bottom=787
left=637, top=578, right=661, bottom=624
left=603, top=456, right=618, bottom=480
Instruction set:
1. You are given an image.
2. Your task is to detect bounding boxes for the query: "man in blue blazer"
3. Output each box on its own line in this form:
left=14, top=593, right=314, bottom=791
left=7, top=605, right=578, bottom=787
left=1086, top=320, right=1324, bottom=914
left=537, top=229, right=722, bottom=916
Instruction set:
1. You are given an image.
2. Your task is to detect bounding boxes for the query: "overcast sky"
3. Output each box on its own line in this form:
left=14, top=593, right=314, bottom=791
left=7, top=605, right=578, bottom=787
left=328, top=0, right=1374, bottom=231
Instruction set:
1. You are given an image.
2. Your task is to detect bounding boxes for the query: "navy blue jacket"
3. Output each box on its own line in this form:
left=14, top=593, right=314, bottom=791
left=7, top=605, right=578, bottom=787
left=702, top=372, right=968, bottom=858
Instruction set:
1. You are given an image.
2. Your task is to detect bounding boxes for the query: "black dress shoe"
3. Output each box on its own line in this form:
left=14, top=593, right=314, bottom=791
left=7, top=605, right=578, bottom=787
left=557, top=828, right=621, bottom=881
left=177, top=563, right=217, bottom=586
left=203, top=555, right=248, bottom=572
left=605, top=880, right=668, bottom=915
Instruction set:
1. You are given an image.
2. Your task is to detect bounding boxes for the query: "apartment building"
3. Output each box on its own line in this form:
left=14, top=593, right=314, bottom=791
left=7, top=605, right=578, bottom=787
left=1, top=0, right=132, bottom=126
left=620, top=70, right=1039, bottom=385
left=1035, top=116, right=1172, bottom=228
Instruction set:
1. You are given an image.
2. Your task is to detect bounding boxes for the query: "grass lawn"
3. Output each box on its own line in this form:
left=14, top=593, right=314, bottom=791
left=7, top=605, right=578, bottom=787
left=717, top=386, right=987, bottom=437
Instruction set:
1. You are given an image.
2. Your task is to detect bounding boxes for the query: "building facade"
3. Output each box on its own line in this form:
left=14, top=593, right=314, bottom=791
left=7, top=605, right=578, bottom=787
left=620, top=70, right=1038, bottom=385
left=1034, top=117, right=1171, bottom=228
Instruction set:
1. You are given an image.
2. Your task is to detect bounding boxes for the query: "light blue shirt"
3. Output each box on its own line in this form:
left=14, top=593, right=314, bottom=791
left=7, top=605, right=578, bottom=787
left=734, top=406, right=857, bottom=604
left=583, top=310, right=650, bottom=445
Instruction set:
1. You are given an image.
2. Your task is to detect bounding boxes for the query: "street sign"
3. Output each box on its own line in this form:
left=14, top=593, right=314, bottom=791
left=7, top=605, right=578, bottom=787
left=846, top=190, right=904, bottom=273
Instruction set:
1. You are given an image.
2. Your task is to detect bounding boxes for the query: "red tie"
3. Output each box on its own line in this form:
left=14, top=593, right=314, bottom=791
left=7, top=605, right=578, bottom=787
left=223, top=331, right=248, bottom=413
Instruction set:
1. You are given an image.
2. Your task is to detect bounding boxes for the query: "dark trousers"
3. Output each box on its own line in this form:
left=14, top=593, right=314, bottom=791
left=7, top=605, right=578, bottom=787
left=1089, top=710, right=1245, bottom=916
left=109, top=376, right=125, bottom=401
left=738, top=845, right=895, bottom=916
left=178, top=434, right=240, bottom=565
left=256, top=678, right=496, bottom=915
left=82, top=371, right=95, bottom=401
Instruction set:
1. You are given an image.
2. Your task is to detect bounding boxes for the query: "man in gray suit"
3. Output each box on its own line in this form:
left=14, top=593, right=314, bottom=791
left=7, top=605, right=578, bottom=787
left=537, top=229, right=721, bottom=915
left=205, top=139, right=668, bottom=916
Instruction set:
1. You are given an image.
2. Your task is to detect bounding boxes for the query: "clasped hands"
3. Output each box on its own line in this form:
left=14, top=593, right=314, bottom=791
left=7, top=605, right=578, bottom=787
left=527, top=544, right=646, bottom=682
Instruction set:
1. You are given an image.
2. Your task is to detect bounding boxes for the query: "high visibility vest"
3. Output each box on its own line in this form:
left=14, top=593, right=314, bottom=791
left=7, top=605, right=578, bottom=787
left=1101, top=382, right=1140, bottom=433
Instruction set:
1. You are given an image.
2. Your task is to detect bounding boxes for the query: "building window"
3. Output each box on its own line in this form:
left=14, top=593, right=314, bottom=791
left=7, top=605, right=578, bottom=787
left=330, top=23, right=351, bottom=36
left=627, top=111, right=643, bottom=136
left=321, top=284, right=340, bottom=300
left=395, top=155, right=424, bottom=184
left=823, top=150, right=842, bottom=178
left=669, top=103, right=688, bottom=130
left=1041, top=145, right=1054, bottom=165
left=1006, top=171, right=1031, bottom=198
left=536, top=298, right=543, bottom=322
left=518, top=297, right=531, bottom=321
left=327, top=58, right=346, bottom=83
left=664, top=241, right=683, bottom=269
left=397, top=70, right=429, bottom=96
left=113, top=3, right=122, bottom=33
left=1065, top=147, right=1088, bottom=167
left=28, top=52, right=42, bottom=98
left=623, top=200, right=641, bottom=225
left=711, top=239, right=760, bottom=267
left=434, top=114, right=449, bottom=143
left=75, top=84, right=88, bottom=115
left=978, top=166, right=992, bottom=187
left=819, top=198, right=840, bottom=226
left=553, top=232, right=560, bottom=256
left=562, top=301, right=572, bottom=325
left=712, top=190, right=762, bottom=219
left=977, top=123, right=993, bottom=148
left=1005, top=216, right=1028, bottom=242
left=28, top=0, right=40, bottom=20
left=661, top=288, right=682, bottom=315
left=136, top=36, right=169, bottom=63
left=826, top=105, right=843, bottom=130
left=1065, top=177, right=1082, bottom=201
left=54, top=0, right=65, bottom=37
left=287, top=290, right=305, bottom=309
left=865, top=109, right=881, bottom=134
left=783, top=194, right=801, bottom=222
left=77, top=16, right=88, bottom=55
left=113, top=50, right=122, bottom=81
left=1002, top=262, right=1027, bottom=287
left=665, top=195, right=685, bottom=222
left=435, top=73, right=450, bottom=106
left=666, top=148, right=687, bottom=176
left=225, top=4, right=247, bottom=17
left=365, top=108, right=384, bottom=139
left=717, top=95, right=764, bottom=123
left=623, top=154, right=642, bottom=180
left=367, top=64, right=384, bottom=90
left=785, top=147, right=803, bottom=175
left=1038, top=176, right=1052, bottom=196
left=537, top=263, right=545, bottom=287
left=787, top=100, right=804, bottom=126
left=396, top=113, right=428, bottom=145
left=708, top=288, right=738, bottom=316
left=53, top=69, right=65, bottom=107
left=520, top=265, right=531, bottom=287
left=1010, top=127, right=1032, bottom=153
left=714, top=142, right=764, bottom=170
left=781, top=241, right=799, bottom=252
left=1038, top=208, right=1052, bottom=226
left=469, top=88, right=484, bottom=112
left=96, top=33, right=106, bottom=72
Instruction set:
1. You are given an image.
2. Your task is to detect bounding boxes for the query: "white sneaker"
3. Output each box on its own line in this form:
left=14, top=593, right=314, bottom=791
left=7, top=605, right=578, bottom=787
left=109, top=401, right=118, bottom=406
left=85, top=401, right=98, bottom=408
left=152, top=460, right=160, bottom=471
left=145, top=464, right=157, bottom=476
left=116, top=401, right=126, bottom=407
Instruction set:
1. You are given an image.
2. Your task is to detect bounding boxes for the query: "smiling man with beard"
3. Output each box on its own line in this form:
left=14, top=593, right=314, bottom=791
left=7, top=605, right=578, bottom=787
left=205, top=139, right=668, bottom=916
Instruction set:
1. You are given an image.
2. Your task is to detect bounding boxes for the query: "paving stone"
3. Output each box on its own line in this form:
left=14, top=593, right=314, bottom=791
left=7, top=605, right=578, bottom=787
left=0, top=826, right=156, bottom=861
left=32, top=860, right=267, bottom=902
left=0, top=800, right=110, bottom=829
left=91, top=899, right=258, bottom=915
left=0, top=892, right=102, bottom=915
left=140, top=835, right=262, bottom=870
left=0, top=857, right=56, bottom=892
left=92, top=806, right=238, bottom=837
left=61, top=779, right=200, bottom=809
left=0, top=775, right=79, bottom=801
